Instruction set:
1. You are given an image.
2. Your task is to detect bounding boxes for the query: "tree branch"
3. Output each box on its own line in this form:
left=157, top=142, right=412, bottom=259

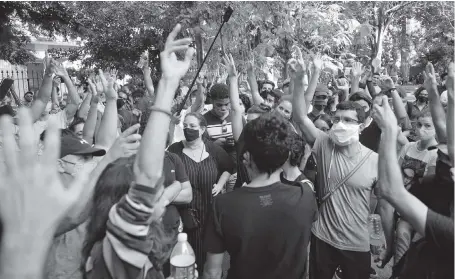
left=384, top=2, right=414, bottom=17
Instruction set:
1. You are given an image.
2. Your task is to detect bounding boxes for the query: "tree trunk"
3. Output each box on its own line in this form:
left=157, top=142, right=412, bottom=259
left=400, top=18, right=411, bottom=84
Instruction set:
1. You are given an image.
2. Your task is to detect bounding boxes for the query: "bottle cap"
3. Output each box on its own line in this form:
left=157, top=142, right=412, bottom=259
left=178, top=233, right=188, bottom=242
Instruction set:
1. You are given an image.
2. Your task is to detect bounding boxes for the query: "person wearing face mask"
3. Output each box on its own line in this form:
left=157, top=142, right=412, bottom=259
left=407, top=87, right=430, bottom=142
left=293, top=82, right=394, bottom=279
left=307, top=85, right=330, bottom=122
left=392, top=110, right=439, bottom=267
left=168, top=112, right=235, bottom=274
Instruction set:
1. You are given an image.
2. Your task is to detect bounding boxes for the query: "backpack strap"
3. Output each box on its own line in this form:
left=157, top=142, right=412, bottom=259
left=320, top=150, right=373, bottom=206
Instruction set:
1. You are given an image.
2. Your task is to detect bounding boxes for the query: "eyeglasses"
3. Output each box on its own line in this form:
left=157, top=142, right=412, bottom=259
left=332, top=116, right=360, bottom=124
left=315, top=95, right=328, bottom=100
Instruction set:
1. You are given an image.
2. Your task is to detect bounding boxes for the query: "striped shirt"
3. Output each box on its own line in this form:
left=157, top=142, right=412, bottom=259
left=85, top=180, right=166, bottom=279
left=203, top=110, right=234, bottom=141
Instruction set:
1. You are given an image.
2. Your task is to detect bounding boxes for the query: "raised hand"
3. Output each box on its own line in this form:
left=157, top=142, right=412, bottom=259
left=108, top=123, right=141, bottom=160
left=422, top=62, right=438, bottom=92
left=311, top=54, right=323, bottom=72
left=448, top=62, right=454, bottom=97
left=351, top=61, right=364, bottom=77
left=0, top=108, right=87, bottom=237
left=53, top=61, right=69, bottom=77
left=87, top=77, right=98, bottom=95
left=222, top=53, right=239, bottom=79
left=105, top=75, right=118, bottom=100
left=98, top=69, right=109, bottom=93
left=247, top=54, right=255, bottom=72
left=94, top=75, right=104, bottom=94
left=372, top=95, right=398, bottom=132
left=160, top=24, right=195, bottom=80
left=371, top=57, right=381, bottom=72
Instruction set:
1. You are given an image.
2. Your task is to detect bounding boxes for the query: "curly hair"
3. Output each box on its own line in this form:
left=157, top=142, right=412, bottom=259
left=209, top=83, right=229, bottom=100
left=288, top=133, right=306, bottom=167
left=336, top=101, right=366, bottom=123
left=243, top=113, right=291, bottom=175
left=239, top=94, right=252, bottom=112
left=414, top=86, right=427, bottom=98
left=81, top=155, right=174, bottom=277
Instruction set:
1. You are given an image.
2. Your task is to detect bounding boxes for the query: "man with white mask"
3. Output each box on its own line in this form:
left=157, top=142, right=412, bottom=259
left=293, top=72, right=394, bottom=278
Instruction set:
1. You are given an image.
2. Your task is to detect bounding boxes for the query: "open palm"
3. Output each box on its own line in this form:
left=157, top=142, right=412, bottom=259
left=161, top=24, right=195, bottom=80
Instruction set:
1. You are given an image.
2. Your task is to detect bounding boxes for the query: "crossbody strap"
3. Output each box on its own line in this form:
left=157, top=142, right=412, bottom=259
left=300, top=179, right=315, bottom=192
left=320, top=149, right=373, bottom=206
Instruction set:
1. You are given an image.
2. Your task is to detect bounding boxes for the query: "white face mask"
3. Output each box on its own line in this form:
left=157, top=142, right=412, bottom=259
left=329, top=122, right=360, bottom=146
left=417, top=127, right=436, bottom=141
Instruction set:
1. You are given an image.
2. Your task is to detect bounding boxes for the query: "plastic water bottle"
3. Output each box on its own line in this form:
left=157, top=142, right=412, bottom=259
left=170, top=233, right=196, bottom=279
left=369, top=214, right=384, bottom=255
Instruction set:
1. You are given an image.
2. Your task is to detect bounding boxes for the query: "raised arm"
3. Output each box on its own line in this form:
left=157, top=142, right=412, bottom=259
left=304, top=54, right=324, bottom=111
left=53, top=62, right=81, bottom=106
left=142, top=55, right=155, bottom=97
left=350, top=62, right=364, bottom=95
left=292, top=57, right=323, bottom=146
left=82, top=95, right=99, bottom=144
left=30, top=57, right=54, bottom=123
left=95, top=72, right=118, bottom=150
left=77, top=91, right=93, bottom=120
left=424, top=63, right=447, bottom=143
left=374, top=95, right=429, bottom=237
left=247, top=55, right=264, bottom=105
left=223, top=53, right=243, bottom=141
left=51, top=79, right=60, bottom=109
left=134, top=24, right=194, bottom=188
left=446, top=62, right=454, bottom=165
left=190, top=76, right=205, bottom=113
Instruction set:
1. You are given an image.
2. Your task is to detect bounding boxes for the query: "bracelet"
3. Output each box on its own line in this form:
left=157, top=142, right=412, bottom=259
left=149, top=106, right=177, bottom=122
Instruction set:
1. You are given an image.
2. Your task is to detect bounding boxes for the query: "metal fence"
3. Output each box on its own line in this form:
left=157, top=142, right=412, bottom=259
left=0, top=68, right=44, bottom=100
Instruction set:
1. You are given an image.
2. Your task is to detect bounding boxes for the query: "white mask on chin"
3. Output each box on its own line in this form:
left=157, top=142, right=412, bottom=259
left=329, top=122, right=360, bottom=146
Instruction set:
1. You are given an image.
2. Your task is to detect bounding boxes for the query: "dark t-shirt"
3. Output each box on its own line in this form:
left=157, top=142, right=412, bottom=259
left=359, top=121, right=381, bottom=153
left=204, top=182, right=318, bottom=279
left=234, top=124, right=250, bottom=189
left=162, top=152, right=189, bottom=231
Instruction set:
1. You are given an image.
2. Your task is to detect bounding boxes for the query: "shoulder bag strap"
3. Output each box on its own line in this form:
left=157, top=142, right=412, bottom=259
left=300, top=179, right=315, bottom=192
left=320, top=150, right=373, bottom=206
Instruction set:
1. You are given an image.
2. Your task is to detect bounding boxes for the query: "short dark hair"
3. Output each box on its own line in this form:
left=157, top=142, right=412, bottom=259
left=288, top=133, right=306, bottom=167
left=247, top=104, right=271, bottom=115
left=336, top=101, right=366, bottom=123
left=244, top=113, right=291, bottom=175
left=261, top=80, right=275, bottom=89
left=69, top=117, right=86, bottom=132
left=441, top=72, right=448, bottom=80
left=416, top=109, right=432, bottom=119
left=239, top=94, right=251, bottom=112
left=209, top=83, right=229, bottom=100
left=132, top=89, right=145, bottom=98
left=313, top=114, right=333, bottom=128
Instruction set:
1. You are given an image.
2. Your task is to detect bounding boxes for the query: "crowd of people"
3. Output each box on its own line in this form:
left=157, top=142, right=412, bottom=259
left=0, top=23, right=453, bottom=279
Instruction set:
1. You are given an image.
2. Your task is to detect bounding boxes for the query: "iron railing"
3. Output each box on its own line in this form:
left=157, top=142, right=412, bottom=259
left=0, top=69, right=44, bottom=100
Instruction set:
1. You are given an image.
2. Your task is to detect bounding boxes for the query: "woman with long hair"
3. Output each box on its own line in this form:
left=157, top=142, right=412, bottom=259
left=167, top=112, right=235, bottom=274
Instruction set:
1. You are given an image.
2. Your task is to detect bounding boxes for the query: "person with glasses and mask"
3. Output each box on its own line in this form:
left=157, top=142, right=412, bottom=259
left=293, top=64, right=394, bottom=279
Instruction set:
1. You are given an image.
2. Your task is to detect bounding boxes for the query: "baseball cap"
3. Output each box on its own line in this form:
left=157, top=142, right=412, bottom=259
left=59, top=129, right=106, bottom=158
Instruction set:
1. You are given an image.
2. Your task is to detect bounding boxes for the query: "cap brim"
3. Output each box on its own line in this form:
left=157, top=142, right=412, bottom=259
left=72, top=146, right=106, bottom=157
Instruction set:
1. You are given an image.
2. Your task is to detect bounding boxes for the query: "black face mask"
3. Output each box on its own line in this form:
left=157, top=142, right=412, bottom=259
left=314, top=104, right=326, bottom=112
left=117, top=99, right=126, bottom=109
left=183, top=128, right=199, bottom=142
left=418, top=96, right=428, bottom=103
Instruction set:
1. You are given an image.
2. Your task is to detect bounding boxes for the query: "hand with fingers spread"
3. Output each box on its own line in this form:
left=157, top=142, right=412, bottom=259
left=161, top=24, right=195, bottom=80
left=222, top=53, right=239, bottom=79
left=0, top=108, right=88, bottom=237
left=351, top=61, right=364, bottom=78
left=371, top=57, right=381, bottom=72
left=372, top=95, right=398, bottom=133
left=95, top=74, right=105, bottom=94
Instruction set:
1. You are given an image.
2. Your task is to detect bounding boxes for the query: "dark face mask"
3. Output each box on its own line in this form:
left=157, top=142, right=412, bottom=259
left=418, top=96, right=428, bottom=103
left=183, top=128, right=200, bottom=142
left=314, top=104, right=326, bottom=112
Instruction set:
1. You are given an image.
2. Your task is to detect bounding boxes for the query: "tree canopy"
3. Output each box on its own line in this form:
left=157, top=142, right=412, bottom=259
left=1, top=1, right=453, bottom=83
